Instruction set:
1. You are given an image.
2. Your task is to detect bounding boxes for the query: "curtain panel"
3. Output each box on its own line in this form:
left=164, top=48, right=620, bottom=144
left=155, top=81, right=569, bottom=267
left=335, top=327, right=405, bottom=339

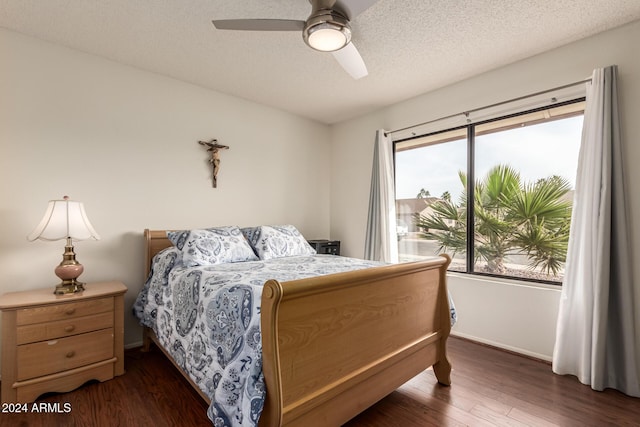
left=364, top=130, right=398, bottom=263
left=553, top=65, right=640, bottom=397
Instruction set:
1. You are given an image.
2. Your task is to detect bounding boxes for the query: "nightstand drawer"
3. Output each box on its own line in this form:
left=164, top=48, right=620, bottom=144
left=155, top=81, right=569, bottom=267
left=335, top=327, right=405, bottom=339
left=16, top=311, right=114, bottom=345
left=16, top=328, right=114, bottom=381
left=16, top=297, right=114, bottom=325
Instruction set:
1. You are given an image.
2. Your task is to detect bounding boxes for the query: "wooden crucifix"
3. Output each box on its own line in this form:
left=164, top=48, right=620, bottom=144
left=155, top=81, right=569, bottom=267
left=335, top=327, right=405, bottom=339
left=198, top=139, right=229, bottom=188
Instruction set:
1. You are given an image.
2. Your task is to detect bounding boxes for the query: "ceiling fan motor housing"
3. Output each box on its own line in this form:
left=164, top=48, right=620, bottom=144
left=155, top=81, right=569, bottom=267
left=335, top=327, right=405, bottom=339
left=303, top=9, right=352, bottom=51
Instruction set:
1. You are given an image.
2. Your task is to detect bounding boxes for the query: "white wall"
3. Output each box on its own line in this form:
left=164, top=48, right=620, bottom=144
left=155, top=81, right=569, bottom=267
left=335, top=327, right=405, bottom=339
left=0, top=28, right=332, bottom=350
left=330, top=20, right=640, bottom=360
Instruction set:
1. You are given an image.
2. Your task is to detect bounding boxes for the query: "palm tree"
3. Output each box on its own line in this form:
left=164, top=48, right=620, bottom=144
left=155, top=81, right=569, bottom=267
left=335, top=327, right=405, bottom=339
left=416, top=188, right=431, bottom=198
left=413, top=165, right=572, bottom=275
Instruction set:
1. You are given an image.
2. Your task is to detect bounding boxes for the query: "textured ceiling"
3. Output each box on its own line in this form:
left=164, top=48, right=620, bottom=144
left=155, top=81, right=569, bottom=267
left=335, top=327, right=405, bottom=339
left=1, top=1, right=640, bottom=124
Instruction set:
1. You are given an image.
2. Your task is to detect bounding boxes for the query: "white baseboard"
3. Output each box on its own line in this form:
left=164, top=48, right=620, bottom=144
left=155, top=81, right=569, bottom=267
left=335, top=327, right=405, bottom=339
left=125, top=341, right=143, bottom=350
left=451, top=331, right=552, bottom=362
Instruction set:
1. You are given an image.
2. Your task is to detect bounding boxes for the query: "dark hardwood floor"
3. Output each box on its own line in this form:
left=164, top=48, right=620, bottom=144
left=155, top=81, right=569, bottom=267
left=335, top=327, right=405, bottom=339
left=1, top=337, right=638, bottom=426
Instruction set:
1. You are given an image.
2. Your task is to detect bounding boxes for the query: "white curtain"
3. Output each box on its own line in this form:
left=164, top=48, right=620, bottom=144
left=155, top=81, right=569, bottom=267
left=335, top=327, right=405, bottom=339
left=364, top=129, right=398, bottom=263
left=553, top=65, right=640, bottom=397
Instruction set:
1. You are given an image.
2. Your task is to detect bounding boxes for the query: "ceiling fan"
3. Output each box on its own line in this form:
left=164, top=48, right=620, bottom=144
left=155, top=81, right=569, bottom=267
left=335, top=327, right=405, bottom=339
left=212, top=0, right=380, bottom=80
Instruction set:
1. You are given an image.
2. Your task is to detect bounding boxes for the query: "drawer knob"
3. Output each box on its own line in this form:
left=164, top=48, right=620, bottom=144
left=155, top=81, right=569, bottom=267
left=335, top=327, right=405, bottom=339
left=64, top=325, right=76, bottom=333
left=66, top=351, right=75, bottom=358
left=64, top=308, right=76, bottom=315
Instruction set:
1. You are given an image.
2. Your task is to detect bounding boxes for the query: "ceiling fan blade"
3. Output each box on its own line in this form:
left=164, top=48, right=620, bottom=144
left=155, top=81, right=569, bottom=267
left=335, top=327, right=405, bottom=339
left=334, top=0, right=381, bottom=20
left=212, top=19, right=305, bottom=31
left=332, top=42, right=368, bottom=80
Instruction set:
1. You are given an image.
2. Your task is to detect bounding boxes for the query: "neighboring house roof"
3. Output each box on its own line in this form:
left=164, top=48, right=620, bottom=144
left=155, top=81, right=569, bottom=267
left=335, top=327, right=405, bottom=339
left=396, top=197, right=439, bottom=216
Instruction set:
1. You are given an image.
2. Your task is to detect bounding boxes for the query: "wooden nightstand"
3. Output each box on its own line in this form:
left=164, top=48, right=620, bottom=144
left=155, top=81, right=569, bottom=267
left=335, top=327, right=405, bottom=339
left=0, top=281, right=126, bottom=403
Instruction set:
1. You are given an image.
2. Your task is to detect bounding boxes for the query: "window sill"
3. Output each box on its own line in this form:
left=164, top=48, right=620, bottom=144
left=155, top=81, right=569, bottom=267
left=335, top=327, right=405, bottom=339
left=446, top=271, right=562, bottom=291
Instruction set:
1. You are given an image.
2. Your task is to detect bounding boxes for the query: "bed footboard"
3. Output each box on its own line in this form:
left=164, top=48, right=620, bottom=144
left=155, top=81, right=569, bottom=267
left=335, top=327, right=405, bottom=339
left=259, top=255, right=451, bottom=427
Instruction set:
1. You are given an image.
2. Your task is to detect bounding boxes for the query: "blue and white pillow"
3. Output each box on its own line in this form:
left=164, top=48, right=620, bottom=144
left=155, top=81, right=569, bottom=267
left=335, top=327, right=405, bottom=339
left=242, top=225, right=316, bottom=260
left=168, top=226, right=258, bottom=267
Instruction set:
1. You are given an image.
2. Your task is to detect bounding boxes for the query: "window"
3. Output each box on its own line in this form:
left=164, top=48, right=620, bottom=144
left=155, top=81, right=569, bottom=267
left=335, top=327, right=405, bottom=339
left=395, top=100, right=584, bottom=284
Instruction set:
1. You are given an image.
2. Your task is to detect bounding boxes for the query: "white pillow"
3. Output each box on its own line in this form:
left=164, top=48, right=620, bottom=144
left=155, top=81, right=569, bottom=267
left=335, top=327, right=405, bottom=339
left=167, top=226, right=258, bottom=267
left=242, top=225, right=316, bottom=260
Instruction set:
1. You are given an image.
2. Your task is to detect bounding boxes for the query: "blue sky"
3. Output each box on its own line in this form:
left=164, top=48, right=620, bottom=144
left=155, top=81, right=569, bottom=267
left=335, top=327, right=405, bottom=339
left=395, top=115, right=584, bottom=201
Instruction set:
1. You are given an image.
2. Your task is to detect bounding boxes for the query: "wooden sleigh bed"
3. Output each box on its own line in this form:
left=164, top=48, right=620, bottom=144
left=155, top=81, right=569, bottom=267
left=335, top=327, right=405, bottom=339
left=141, top=229, right=452, bottom=427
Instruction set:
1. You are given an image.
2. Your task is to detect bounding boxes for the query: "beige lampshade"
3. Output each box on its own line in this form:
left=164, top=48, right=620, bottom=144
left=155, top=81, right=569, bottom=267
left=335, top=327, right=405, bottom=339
left=27, top=197, right=100, bottom=242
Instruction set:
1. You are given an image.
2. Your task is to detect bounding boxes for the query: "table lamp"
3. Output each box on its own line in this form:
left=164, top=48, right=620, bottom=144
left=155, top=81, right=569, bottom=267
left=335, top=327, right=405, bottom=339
left=27, top=196, right=100, bottom=294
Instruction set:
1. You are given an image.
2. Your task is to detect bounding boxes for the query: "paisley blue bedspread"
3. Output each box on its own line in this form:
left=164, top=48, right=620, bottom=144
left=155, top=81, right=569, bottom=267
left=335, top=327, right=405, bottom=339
left=133, top=249, right=394, bottom=426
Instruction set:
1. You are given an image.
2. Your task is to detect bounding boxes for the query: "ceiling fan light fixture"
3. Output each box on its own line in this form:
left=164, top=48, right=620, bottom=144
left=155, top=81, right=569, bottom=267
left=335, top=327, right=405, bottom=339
left=303, top=13, right=351, bottom=52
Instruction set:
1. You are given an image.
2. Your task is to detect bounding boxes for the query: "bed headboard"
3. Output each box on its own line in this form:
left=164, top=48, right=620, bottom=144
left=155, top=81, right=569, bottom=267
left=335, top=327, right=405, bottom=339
left=144, top=229, right=173, bottom=275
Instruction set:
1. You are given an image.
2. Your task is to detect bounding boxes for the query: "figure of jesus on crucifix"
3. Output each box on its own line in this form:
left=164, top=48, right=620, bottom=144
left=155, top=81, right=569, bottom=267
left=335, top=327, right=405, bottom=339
left=198, top=139, right=229, bottom=188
